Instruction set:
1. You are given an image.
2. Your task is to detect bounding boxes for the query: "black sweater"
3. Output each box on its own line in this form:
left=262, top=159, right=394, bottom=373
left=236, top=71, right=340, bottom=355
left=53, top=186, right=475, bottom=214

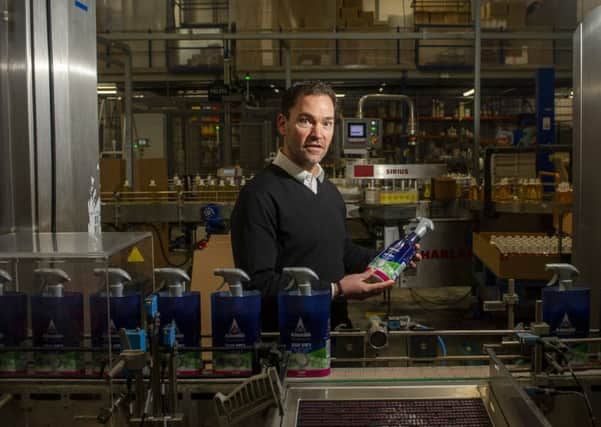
left=230, top=164, right=375, bottom=331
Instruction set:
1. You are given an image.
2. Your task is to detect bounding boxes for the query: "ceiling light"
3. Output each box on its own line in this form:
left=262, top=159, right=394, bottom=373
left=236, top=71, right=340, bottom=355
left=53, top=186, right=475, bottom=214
left=335, top=93, right=345, bottom=98
left=463, top=88, right=475, bottom=97
left=97, top=89, right=117, bottom=95
left=378, top=87, right=384, bottom=93
left=97, top=83, right=117, bottom=93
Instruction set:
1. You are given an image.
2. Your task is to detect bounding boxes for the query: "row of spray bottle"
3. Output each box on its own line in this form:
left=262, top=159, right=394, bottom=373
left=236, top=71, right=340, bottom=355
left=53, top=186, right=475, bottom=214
left=213, top=267, right=330, bottom=377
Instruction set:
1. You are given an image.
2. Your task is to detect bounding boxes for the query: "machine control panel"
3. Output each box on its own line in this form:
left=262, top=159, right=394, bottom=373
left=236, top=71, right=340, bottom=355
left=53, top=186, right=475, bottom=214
left=342, top=118, right=383, bottom=154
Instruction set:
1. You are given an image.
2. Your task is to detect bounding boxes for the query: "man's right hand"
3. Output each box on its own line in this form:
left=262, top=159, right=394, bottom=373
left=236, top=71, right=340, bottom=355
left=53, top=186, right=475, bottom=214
left=338, top=269, right=395, bottom=300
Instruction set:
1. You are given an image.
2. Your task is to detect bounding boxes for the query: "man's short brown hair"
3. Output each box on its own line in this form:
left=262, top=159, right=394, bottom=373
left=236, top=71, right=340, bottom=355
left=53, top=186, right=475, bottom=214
left=280, top=81, right=337, bottom=118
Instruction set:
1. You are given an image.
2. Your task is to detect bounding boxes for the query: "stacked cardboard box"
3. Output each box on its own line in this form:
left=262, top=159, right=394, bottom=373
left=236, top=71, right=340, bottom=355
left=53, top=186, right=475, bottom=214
left=134, top=158, right=168, bottom=191
left=100, top=158, right=126, bottom=193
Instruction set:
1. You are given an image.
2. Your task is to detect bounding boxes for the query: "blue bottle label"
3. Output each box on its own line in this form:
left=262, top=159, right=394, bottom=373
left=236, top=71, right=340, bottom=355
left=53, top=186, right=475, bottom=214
left=213, top=317, right=253, bottom=375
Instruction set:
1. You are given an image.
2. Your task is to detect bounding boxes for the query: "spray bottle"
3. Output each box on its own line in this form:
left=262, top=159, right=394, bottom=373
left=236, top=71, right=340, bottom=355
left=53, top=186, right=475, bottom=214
left=0, top=269, right=28, bottom=374
left=367, top=217, right=434, bottom=282
left=155, top=268, right=201, bottom=375
left=31, top=268, right=83, bottom=375
left=542, top=263, right=590, bottom=338
left=211, top=268, right=261, bottom=375
left=279, top=267, right=330, bottom=377
left=89, top=268, right=141, bottom=375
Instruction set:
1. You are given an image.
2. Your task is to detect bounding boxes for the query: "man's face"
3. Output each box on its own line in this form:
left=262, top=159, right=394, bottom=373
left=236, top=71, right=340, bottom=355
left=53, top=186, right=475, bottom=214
left=277, top=94, right=335, bottom=172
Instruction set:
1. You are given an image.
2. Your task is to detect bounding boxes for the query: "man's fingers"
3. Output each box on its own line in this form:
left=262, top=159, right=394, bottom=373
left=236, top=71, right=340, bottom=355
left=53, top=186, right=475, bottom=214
left=367, top=280, right=395, bottom=292
left=360, top=269, right=374, bottom=279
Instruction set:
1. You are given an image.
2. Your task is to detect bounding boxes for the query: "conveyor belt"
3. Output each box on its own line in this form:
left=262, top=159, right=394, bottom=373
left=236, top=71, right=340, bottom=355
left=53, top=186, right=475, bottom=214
left=296, top=398, right=492, bottom=427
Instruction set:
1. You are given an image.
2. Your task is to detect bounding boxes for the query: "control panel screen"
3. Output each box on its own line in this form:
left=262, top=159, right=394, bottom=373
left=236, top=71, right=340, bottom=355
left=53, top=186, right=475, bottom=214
left=348, top=123, right=366, bottom=139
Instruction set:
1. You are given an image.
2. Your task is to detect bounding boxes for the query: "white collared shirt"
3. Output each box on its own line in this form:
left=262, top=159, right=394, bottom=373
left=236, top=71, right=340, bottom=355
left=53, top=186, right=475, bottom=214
left=272, top=150, right=324, bottom=194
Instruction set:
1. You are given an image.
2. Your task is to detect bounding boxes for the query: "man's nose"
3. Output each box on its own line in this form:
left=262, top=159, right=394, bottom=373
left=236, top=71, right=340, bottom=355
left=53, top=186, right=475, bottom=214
left=309, top=123, right=325, bottom=137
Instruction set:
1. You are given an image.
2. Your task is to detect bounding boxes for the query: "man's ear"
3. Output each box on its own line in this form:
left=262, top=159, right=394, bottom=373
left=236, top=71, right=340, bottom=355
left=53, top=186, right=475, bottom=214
left=276, top=113, right=287, bottom=136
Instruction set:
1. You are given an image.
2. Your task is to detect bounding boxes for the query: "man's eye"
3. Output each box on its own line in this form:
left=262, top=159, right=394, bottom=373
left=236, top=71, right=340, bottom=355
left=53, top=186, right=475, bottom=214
left=299, top=117, right=311, bottom=124
left=323, top=121, right=334, bottom=129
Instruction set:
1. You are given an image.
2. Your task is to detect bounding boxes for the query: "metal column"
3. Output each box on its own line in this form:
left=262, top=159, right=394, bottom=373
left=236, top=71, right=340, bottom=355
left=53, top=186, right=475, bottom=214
left=573, top=7, right=601, bottom=329
left=473, top=0, right=481, bottom=181
left=0, top=0, right=99, bottom=233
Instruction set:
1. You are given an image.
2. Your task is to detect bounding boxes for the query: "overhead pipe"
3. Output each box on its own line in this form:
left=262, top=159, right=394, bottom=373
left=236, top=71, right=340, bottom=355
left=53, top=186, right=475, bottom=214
left=357, top=93, right=416, bottom=137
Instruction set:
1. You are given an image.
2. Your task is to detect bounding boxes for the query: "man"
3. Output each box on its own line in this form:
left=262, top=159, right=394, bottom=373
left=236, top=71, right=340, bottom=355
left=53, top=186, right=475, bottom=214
left=231, top=81, right=419, bottom=331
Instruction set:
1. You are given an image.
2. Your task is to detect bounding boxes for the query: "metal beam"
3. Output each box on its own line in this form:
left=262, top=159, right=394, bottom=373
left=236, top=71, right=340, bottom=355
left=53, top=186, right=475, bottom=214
left=99, top=68, right=572, bottom=83
left=98, top=31, right=573, bottom=42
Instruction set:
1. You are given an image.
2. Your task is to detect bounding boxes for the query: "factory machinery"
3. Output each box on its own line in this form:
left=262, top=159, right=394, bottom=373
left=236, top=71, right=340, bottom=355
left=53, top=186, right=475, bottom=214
left=0, top=231, right=600, bottom=427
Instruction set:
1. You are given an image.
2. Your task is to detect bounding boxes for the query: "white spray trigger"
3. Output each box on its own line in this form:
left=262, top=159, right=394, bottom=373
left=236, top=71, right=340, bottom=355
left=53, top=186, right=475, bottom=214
left=283, top=267, right=319, bottom=296
left=214, top=268, right=250, bottom=297
left=545, top=263, right=579, bottom=287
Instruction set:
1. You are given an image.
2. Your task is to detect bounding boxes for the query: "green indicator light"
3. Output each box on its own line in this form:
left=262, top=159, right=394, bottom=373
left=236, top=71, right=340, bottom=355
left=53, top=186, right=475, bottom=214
left=215, top=125, right=220, bottom=130
left=244, top=74, right=251, bottom=81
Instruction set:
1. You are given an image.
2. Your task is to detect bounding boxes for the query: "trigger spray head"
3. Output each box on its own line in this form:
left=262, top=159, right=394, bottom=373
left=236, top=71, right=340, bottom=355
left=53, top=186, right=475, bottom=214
left=214, top=268, right=250, bottom=297
left=0, top=269, right=12, bottom=296
left=413, top=217, right=434, bottom=239
left=283, top=267, right=319, bottom=296
left=545, top=263, right=580, bottom=289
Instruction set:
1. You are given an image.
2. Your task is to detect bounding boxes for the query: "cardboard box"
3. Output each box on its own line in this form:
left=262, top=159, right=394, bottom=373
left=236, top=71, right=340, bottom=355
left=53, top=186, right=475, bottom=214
left=359, top=11, right=374, bottom=25
left=489, top=0, right=508, bottom=18
left=507, top=0, right=526, bottom=29
left=345, top=17, right=369, bottom=28
left=343, top=0, right=362, bottom=8
left=134, top=158, right=168, bottom=191
left=340, top=7, right=359, bottom=20
left=190, top=234, right=235, bottom=346
left=473, top=232, right=560, bottom=280
left=100, top=158, right=126, bottom=193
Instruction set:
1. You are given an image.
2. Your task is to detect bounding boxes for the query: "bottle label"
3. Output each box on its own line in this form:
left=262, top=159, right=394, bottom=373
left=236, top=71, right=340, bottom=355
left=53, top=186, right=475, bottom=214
left=368, top=257, right=406, bottom=282
left=287, top=317, right=330, bottom=377
left=213, top=317, right=253, bottom=375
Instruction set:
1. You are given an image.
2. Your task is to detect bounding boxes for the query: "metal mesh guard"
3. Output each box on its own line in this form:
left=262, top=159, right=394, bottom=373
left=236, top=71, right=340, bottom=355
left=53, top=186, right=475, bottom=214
left=297, top=398, right=492, bottom=427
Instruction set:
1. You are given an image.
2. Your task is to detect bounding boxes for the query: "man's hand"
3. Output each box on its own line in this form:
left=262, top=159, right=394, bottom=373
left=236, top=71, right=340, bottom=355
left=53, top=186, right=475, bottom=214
left=338, top=269, right=395, bottom=300
left=409, top=243, right=422, bottom=268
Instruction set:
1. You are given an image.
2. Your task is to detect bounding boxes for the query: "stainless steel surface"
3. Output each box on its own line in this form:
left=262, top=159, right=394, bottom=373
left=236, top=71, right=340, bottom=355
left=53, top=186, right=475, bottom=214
left=487, top=348, right=551, bottom=427
left=0, top=231, right=151, bottom=259
left=573, top=8, right=601, bottom=329
left=0, top=0, right=36, bottom=233
left=0, top=0, right=99, bottom=233
left=32, top=1, right=53, bottom=233
left=51, top=0, right=99, bottom=232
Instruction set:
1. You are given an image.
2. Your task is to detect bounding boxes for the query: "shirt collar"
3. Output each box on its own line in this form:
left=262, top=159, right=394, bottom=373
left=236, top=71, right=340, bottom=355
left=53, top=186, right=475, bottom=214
left=273, top=150, right=324, bottom=184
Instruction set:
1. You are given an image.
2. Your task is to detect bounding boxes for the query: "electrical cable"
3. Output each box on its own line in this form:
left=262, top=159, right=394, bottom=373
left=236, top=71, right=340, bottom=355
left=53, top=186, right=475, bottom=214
left=542, top=339, right=596, bottom=427
left=144, top=223, right=191, bottom=268
left=565, top=363, right=596, bottom=427
left=409, top=288, right=473, bottom=306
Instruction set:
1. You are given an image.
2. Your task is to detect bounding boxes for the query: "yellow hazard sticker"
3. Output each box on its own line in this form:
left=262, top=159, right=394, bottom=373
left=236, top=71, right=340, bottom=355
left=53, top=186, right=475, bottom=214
left=127, top=246, right=145, bottom=263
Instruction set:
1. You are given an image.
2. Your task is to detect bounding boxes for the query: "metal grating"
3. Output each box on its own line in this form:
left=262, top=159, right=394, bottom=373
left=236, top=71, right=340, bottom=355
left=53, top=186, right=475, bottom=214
left=297, top=398, right=492, bottom=427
